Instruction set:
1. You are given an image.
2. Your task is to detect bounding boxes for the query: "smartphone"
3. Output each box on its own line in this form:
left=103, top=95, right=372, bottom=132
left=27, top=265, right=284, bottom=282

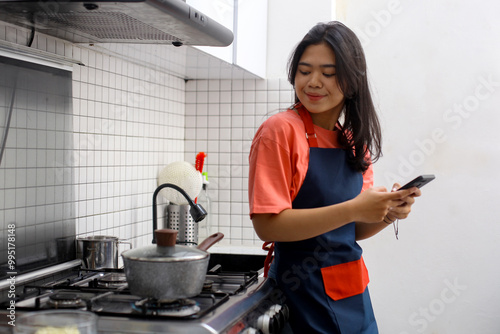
left=398, top=174, right=435, bottom=190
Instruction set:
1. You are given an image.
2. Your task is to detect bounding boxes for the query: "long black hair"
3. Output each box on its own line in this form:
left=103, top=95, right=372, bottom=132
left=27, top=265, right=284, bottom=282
left=288, top=21, right=382, bottom=173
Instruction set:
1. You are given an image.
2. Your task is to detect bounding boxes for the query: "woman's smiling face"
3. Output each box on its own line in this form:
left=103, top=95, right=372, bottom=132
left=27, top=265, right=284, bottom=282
left=294, top=43, right=345, bottom=130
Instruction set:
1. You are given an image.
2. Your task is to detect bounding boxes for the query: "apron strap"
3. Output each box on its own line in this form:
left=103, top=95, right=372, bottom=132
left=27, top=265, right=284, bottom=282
left=260, top=104, right=318, bottom=276
left=262, top=241, right=275, bottom=277
left=297, top=106, right=319, bottom=148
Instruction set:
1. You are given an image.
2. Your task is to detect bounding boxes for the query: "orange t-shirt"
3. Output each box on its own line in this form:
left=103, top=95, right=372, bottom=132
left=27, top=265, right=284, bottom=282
left=248, top=109, right=373, bottom=217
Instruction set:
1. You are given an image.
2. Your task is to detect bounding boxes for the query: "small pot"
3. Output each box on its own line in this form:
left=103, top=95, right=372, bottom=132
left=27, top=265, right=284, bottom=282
left=122, top=229, right=223, bottom=300
left=77, top=236, right=131, bottom=269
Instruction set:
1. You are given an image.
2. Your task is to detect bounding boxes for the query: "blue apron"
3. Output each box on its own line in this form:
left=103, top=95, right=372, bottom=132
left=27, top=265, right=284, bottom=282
left=270, top=107, right=378, bottom=333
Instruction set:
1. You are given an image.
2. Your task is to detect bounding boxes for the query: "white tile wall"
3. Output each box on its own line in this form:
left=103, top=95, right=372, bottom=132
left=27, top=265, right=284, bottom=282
left=71, top=46, right=188, bottom=248
left=0, top=20, right=296, bottom=254
left=0, top=22, right=188, bottom=253
left=185, top=78, right=294, bottom=246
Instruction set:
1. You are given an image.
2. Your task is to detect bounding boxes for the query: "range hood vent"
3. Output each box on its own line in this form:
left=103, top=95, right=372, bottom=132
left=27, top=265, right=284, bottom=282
left=0, top=0, right=234, bottom=46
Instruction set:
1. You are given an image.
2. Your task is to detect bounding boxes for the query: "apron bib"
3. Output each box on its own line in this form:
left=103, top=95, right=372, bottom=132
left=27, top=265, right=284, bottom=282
left=271, top=107, right=378, bottom=334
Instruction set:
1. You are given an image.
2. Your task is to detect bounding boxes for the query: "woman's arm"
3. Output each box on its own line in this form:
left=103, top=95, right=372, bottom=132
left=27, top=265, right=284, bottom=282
left=252, top=186, right=416, bottom=242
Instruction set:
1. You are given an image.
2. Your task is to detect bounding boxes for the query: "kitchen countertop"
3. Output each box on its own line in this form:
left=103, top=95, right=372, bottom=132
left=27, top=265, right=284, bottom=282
left=210, top=245, right=268, bottom=256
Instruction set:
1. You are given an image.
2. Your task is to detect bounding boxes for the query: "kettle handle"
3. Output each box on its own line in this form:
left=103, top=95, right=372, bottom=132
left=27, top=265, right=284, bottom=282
left=118, top=240, right=132, bottom=249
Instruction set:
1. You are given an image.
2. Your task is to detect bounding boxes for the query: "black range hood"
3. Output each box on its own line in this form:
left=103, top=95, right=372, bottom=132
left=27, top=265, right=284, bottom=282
left=0, top=0, right=234, bottom=46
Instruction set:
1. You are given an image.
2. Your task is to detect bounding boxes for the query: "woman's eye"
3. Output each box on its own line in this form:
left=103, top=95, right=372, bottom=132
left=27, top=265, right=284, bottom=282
left=298, top=70, right=335, bottom=77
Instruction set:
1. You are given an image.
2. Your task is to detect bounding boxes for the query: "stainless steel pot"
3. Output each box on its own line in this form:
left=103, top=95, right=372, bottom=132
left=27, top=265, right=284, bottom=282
left=121, top=229, right=223, bottom=299
left=76, top=236, right=131, bottom=269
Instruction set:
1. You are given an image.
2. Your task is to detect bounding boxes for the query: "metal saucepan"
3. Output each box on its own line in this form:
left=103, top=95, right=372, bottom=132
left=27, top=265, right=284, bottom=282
left=121, top=229, right=224, bottom=299
left=76, top=236, right=132, bottom=269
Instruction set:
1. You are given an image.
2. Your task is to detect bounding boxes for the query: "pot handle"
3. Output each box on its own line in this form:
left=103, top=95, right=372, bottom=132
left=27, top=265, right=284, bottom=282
left=197, top=232, right=224, bottom=251
left=118, top=240, right=132, bottom=250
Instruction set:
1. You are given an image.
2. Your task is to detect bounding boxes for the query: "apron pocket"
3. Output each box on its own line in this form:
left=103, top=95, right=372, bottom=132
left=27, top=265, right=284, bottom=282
left=321, top=257, right=370, bottom=301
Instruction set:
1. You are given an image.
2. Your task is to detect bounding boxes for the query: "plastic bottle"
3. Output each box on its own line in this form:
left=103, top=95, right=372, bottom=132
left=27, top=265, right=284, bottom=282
left=197, top=172, right=211, bottom=238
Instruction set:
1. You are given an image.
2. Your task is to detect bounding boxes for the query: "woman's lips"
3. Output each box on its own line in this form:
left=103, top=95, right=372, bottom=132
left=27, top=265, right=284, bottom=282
left=306, top=93, right=325, bottom=101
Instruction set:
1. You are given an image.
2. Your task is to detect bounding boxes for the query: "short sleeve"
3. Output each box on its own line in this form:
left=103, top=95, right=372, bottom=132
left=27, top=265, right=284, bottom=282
left=248, top=110, right=313, bottom=217
left=361, top=155, right=374, bottom=192
left=248, top=123, right=295, bottom=216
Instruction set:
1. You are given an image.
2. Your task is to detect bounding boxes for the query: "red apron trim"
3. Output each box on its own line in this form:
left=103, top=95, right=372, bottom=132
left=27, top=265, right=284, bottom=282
left=262, top=241, right=275, bottom=277
left=297, top=105, right=319, bottom=148
left=321, top=257, right=370, bottom=301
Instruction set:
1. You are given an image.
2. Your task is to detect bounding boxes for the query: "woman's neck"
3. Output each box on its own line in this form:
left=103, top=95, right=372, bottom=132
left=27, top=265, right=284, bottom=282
left=309, top=109, right=342, bottom=131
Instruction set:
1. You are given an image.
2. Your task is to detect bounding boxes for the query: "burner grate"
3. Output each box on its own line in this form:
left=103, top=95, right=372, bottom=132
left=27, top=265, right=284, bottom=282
left=6, top=267, right=259, bottom=321
left=132, top=298, right=200, bottom=317
left=47, top=291, right=87, bottom=309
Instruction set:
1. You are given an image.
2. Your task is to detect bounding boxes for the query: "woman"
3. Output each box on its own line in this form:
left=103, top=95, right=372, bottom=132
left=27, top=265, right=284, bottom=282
left=248, top=21, right=421, bottom=333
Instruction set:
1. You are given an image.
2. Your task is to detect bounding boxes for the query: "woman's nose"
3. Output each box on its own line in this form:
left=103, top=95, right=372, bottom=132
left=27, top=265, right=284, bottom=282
left=308, top=72, right=322, bottom=87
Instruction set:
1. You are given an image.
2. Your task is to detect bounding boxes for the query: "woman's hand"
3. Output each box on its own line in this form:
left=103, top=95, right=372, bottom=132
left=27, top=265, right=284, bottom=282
left=353, top=184, right=421, bottom=240
left=348, top=186, right=417, bottom=223
left=385, top=183, right=422, bottom=221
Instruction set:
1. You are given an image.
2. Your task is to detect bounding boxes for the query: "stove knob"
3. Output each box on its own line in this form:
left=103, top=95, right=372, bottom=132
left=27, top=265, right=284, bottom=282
left=257, top=304, right=290, bottom=334
left=272, top=310, right=284, bottom=329
left=281, top=304, right=290, bottom=322
left=256, top=313, right=275, bottom=334
left=269, top=304, right=281, bottom=313
left=270, top=305, right=285, bottom=324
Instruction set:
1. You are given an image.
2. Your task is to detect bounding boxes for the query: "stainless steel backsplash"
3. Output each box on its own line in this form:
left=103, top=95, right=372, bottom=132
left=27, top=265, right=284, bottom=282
left=0, top=56, right=76, bottom=279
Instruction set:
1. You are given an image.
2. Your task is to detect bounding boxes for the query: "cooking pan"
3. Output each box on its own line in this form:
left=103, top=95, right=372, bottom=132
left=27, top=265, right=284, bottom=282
left=121, top=229, right=223, bottom=300
left=77, top=236, right=131, bottom=269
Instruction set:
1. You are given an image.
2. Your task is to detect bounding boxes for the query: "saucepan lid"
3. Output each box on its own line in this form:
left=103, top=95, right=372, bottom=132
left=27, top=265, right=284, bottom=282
left=77, top=235, right=119, bottom=241
left=121, top=229, right=223, bottom=262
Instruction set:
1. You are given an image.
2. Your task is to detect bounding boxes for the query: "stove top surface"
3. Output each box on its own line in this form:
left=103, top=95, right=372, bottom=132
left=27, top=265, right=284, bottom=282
left=14, top=268, right=259, bottom=317
left=1, top=266, right=282, bottom=334
left=0, top=254, right=287, bottom=334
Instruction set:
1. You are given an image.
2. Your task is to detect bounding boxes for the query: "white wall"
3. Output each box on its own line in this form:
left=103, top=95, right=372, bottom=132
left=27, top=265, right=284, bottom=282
left=266, top=0, right=334, bottom=78
left=337, top=1, right=500, bottom=333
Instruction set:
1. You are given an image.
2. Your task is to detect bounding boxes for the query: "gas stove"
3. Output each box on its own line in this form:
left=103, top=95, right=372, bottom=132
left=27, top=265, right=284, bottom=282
left=0, top=255, right=288, bottom=334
